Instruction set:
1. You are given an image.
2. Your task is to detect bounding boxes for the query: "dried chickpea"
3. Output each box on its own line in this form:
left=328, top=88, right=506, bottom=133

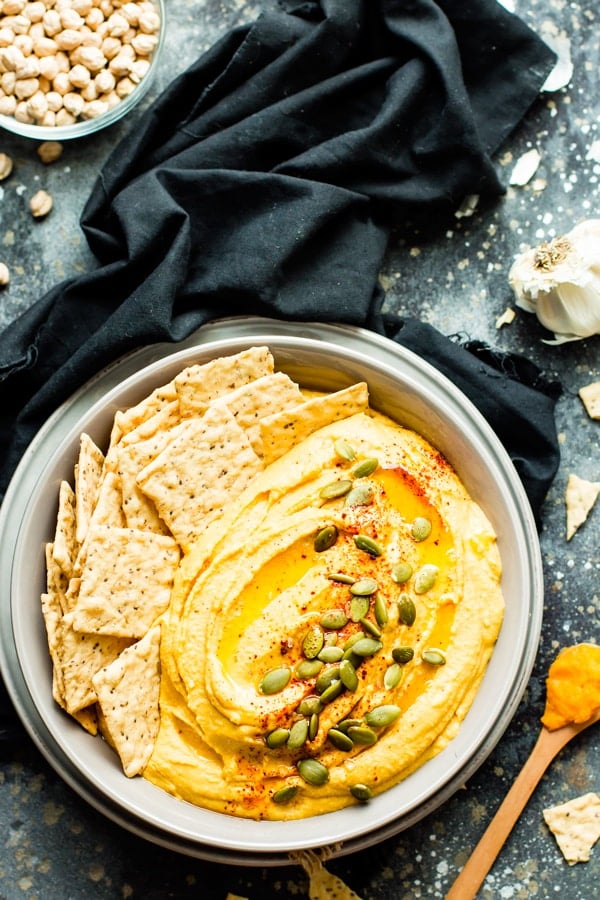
left=0, top=93, right=17, bottom=113
left=0, top=0, right=161, bottom=128
left=29, top=187, right=52, bottom=217
left=0, top=151, right=14, bottom=179
left=2, top=0, right=26, bottom=16
left=0, top=262, right=10, bottom=287
left=36, top=138, right=62, bottom=162
left=14, top=75, right=39, bottom=97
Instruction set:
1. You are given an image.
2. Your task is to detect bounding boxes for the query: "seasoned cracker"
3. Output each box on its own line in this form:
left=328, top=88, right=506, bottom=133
left=92, top=625, right=162, bottom=777
left=52, top=481, right=78, bottom=578
left=259, top=382, right=369, bottom=465
left=72, top=524, right=180, bottom=638
left=136, top=405, right=263, bottom=551
left=209, top=371, right=303, bottom=454
left=74, top=433, right=105, bottom=545
left=174, top=346, right=274, bottom=416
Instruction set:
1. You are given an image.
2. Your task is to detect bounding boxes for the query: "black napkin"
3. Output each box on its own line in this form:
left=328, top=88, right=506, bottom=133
left=0, top=0, right=559, bottom=739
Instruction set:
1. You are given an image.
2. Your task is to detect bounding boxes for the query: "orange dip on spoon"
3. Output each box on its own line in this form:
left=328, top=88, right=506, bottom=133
left=541, top=642, right=600, bottom=731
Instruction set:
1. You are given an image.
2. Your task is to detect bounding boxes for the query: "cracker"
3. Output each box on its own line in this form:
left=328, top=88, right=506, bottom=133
left=72, top=524, right=180, bottom=638
left=208, top=371, right=304, bottom=454
left=116, top=436, right=173, bottom=534
left=57, top=610, right=132, bottom=714
left=566, top=473, right=600, bottom=540
left=74, top=433, right=105, bottom=545
left=543, top=792, right=600, bottom=864
left=136, top=405, right=263, bottom=551
left=92, top=625, right=162, bottom=777
left=259, top=382, right=369, bottom=465
left=578, top=381, right=600, bottom=420
left=111, top=380, right=179, bottom=442
left=174, top=346, right=274, bottom=416
left=52, top=481, right=78, bottom=578
left=45, top=542, right=69, bottom=614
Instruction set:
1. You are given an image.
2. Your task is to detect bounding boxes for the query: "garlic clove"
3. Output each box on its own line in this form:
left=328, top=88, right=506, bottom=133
left=508, top=219, right=600, bottom=343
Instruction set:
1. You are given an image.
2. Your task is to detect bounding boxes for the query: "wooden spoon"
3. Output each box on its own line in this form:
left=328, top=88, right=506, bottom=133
left=446, top=708, right=600, bottom=900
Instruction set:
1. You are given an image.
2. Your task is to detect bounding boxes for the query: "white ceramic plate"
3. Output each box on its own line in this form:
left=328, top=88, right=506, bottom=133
left=0, top=317, right=543, bottom=864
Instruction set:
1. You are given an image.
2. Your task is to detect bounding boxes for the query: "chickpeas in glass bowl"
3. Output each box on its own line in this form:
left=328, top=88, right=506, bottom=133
left=0, top=0, right=165, bottom=140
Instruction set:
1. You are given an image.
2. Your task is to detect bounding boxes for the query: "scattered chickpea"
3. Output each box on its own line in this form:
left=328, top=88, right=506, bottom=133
left=0, top=151, right=14, bottom=179
left=29, top=188, right=52, bottom=218
left=37, top=139, right=62, bottom=163
left=0, top=262, right=9, bottom=287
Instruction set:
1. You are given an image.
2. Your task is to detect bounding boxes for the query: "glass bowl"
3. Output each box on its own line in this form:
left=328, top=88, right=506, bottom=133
left=0, top=0, right=165, bottom=141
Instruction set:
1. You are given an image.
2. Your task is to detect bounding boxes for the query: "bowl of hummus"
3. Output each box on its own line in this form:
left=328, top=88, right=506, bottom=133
left=0, top=317, right=543, bottom=863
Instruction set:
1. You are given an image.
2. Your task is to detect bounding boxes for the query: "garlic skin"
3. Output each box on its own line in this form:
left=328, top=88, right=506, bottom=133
left=508, top=219, right=600, bottom=343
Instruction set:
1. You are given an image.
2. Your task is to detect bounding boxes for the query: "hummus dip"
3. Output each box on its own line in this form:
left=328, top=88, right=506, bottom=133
left=144, top=408, right=504, bottom=820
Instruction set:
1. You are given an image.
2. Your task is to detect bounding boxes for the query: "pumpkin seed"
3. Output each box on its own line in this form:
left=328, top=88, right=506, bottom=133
left=364, top=704, right=401, bottom=728
left=411, top=516, right=432, bottom=542
left=319, top=678, right=344, bottom=704
left=374, top=592, right=388, bottom=627
left=422, top=647, right=447, bottom=666
left=336, top=718, right=363, bottom=733
left=308, top=712, right=319, bottom=741
left=328, top=727, right=354, bottom=751
left=342, top=631, right=367, bottom=651
left=297, top=758, right=329, bottom=786
left=344, top=482, right=374, bottom=506
left=302, top=623, right=324, bottom=659
left=350, top=783, right=373, bottom=802
left=335, top=439, right=356, bottom=461
left=359, top=616, right=382, bottom=639
left=314, top=524, right=338, bottom=552
left=296, top=659, right=323, bottom=679
left=297, top=696, right=323, bottom=716
left=352, top=457, right=379, bottom=478
left=318, top=645, right=344, bottom=663
left=339, top=658, right=359, bottom=691
left=384, top=662, right=403, bottom=690
left=350, top=577, right=378, bottom=596
left=346, top=725, right=378, bottom=745
left=320, top=479, right=353, bottom=500
left=272, top=784, right=298, bottom=804
left=354, top=534, right=383, bottom=557
left=260, top=666, right=291, bottom=695
left=287, top=718, right=310, bottom=750
left=391, top=562, right=413, bottom=584
left=320, top=608, right=349, bottom=629
left=326, top=572, right=355, bottom=584
left=351, top=637, right=383, bottom=657
left=414, top=564, right=439, bottom=594
left=265, top=727, right=290, bottom=749
left=392, top=646, right=414, bottom=665
left=398, top=594, right=417, bottom=627
left=349, top=594, right=370, bottom=622
left=316, top=665, right=341, bottom=694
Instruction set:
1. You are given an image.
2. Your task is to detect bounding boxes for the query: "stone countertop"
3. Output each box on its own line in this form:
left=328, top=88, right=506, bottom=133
left=0, top=1, right=598, bottom=898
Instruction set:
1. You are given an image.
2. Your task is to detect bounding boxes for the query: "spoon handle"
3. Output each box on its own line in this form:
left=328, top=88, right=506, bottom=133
left=445, top=721, right=584, bottom=900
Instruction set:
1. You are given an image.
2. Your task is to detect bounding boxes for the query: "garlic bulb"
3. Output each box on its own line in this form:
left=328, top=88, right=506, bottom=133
left=508, top=219, right=600, bottom=343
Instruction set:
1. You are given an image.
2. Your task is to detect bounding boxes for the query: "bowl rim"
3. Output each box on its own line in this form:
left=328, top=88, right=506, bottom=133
left=0, top=316, right=544, bottom=864
left=0, top=0, right=166, bottom=141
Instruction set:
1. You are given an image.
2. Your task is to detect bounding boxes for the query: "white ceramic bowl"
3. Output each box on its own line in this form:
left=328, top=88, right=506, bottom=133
left=0, top=317, right=543, bottom=864
left=0, top=0, right=165, bottom=141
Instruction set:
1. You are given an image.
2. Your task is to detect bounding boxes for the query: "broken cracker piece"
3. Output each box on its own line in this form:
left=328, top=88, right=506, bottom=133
left=543, top=792, right=600, bottom=865
left=579, top=381, right=600, bottom=420
left=565, top=473, right=600, bottom=540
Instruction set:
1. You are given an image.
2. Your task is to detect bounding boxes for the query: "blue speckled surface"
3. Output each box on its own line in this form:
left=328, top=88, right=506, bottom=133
left=0, top=1, right=598, bottom=897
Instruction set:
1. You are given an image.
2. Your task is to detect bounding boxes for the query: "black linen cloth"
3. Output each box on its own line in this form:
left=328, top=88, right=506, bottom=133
left=0, top=0, right=559, bottom=739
